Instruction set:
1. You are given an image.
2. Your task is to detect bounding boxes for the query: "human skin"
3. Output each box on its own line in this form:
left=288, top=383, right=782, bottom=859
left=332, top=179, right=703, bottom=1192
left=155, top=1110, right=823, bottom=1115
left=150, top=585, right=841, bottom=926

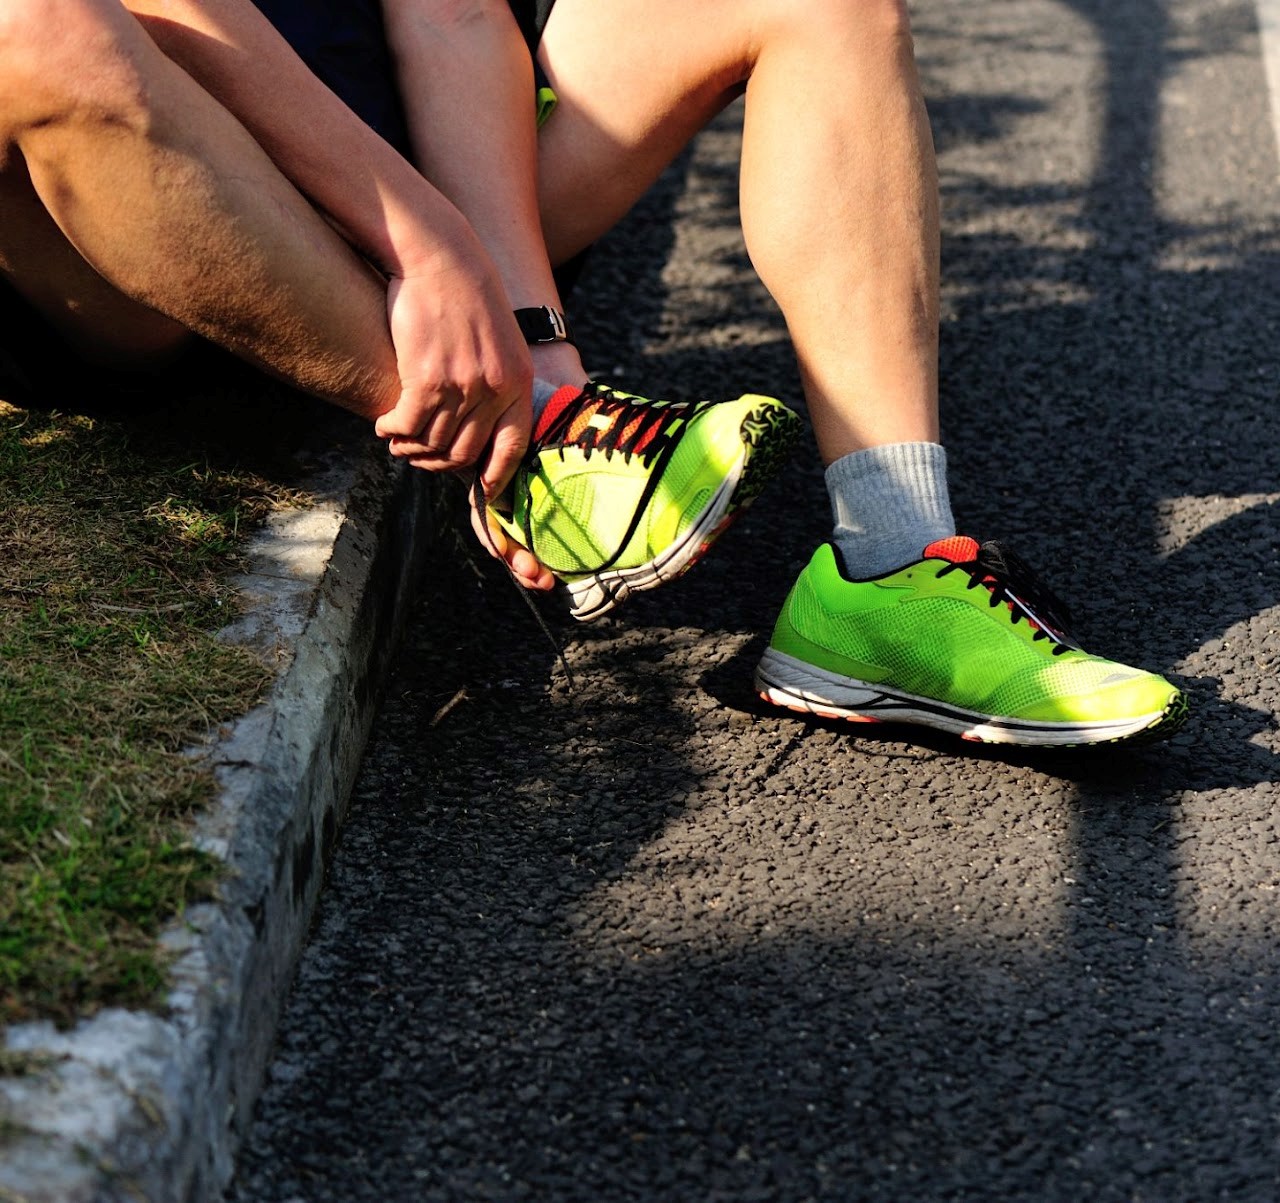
left=0, top=0, right=940, bottom=592
left=535, top=0, right=941, bottom=460
left=378, top=0, right=941, bottom=585
left=0, top=0, right=536, bottom=502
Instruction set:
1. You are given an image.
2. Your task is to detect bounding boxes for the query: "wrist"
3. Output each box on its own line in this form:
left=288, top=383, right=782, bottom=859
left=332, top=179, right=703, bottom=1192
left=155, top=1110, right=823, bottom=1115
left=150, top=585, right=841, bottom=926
left=381, top=195, right=486, bottom=279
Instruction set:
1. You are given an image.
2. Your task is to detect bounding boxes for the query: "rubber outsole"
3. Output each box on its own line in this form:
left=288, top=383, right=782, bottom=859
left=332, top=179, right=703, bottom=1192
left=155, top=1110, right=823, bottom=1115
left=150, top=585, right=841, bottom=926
left=754, top=648, right=1189, bottom=748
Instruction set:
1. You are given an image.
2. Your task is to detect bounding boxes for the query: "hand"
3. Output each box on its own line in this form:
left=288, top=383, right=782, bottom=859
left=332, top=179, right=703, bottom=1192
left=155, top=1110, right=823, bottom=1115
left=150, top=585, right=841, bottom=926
left=372, top=254, right=553, bottom=588
left=373, top=260, right=533, bottom=499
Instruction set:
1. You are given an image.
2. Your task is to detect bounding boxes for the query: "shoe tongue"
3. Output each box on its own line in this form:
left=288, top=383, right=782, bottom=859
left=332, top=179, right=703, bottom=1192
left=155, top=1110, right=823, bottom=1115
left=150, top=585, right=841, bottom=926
left=533, top=384, right=587, bottom=441
left=923, top=535, right=980, bottom=563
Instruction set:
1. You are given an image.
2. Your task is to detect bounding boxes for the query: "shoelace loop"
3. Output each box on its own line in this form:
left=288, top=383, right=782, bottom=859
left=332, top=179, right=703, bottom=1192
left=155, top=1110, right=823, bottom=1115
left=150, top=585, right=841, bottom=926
left=936, top=540, right=1077, bottom=655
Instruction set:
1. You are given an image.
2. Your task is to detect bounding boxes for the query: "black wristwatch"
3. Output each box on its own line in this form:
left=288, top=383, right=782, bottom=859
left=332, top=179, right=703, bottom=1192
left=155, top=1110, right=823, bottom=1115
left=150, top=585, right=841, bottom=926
left=514, top=305, right=575, bottom=346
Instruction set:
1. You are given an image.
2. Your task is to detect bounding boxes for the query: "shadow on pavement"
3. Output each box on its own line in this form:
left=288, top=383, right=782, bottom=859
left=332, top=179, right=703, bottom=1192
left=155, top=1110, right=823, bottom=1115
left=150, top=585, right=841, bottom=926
left=233, top=3, right=1280, bottom=1199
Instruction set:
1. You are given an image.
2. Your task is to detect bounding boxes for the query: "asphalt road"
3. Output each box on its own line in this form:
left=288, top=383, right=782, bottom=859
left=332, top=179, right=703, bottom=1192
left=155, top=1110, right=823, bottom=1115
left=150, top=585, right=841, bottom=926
left=231, top=1, right=1280, bottom=1199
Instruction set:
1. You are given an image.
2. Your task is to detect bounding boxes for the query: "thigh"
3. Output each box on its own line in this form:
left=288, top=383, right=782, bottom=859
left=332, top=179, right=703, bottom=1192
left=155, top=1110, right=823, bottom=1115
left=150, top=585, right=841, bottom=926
left=534, top=0, right=761, bottom=264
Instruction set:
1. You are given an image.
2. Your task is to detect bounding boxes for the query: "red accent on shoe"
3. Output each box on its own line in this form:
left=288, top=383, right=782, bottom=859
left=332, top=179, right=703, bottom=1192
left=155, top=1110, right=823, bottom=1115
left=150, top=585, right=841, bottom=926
left=922, top=535, right=1055, bottom=639
left=619, top=412, right=647, bottom=448
left=533, top=384, right=588, bottom=442
left=923, top=535, right=980, bottom=563
left=631, top=419, right=662, bottom=456
left=567, top=404, right=600, bottom=442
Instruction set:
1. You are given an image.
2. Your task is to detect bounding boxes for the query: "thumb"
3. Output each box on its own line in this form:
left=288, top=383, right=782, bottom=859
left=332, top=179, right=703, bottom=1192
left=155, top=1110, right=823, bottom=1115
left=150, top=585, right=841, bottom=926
left=479, top=402, right=531, bottom=500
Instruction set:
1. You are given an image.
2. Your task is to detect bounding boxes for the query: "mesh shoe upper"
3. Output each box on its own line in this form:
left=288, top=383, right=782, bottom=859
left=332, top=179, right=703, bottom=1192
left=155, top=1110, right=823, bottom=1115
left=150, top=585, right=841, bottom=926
left=494, top=381, right=797, bottom=580
left=769, top=537, right=1180, bottom=725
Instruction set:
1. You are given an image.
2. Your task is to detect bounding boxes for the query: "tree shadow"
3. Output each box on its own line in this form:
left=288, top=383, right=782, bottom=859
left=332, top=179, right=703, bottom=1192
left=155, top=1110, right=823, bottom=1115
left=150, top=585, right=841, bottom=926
left=234, top=3, right=1280, bottom=1199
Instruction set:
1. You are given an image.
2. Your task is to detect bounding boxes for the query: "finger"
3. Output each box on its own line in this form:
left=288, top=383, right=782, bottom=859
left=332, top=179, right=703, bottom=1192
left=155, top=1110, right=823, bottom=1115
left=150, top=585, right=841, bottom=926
left=479, top=401, right=531, bottom=499
left=373, top=383, right=464, bottom=443
left=387, top=436, right=438, bottom=458
left=421, top=401, right=464, bottom=458
left=511, top=547, right=556, bottom=591
left=395, top=429, right=486, bottom=471
left=404, top=453, right=459, bottom=473
left=374, top=398, right=424, bottom=440
left=444, top=410, right=500, bottom=472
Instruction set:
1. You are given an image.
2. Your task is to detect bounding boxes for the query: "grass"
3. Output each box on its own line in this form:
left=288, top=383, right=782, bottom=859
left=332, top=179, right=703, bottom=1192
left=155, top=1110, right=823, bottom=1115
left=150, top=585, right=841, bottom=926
left=0, top=387, right=314, bottom=1029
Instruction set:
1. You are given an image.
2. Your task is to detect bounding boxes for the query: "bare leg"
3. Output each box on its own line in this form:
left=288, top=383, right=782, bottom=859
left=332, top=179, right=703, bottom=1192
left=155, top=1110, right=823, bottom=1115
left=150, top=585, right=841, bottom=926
left=0, top=0, right=400, bottom=415
left=381, top=0, right=587, bottom=388
left=535, top=0, right=940, bottom=463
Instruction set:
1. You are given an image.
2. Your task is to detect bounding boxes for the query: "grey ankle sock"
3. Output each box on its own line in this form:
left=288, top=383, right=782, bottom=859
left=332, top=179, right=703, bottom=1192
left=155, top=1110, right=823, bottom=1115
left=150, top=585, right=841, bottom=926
left=531, top=377, right=561, bottom=420
left=826, top=441, right=956, bottom=578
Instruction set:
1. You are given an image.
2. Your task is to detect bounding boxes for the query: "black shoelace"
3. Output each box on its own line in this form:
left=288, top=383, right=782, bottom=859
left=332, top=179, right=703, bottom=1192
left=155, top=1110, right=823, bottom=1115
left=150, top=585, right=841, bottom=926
left=537, top=381, right=700, bottom=467
left=470, top=471, right=575, bottom=689
left=936, top=540, right=1077, bottom=654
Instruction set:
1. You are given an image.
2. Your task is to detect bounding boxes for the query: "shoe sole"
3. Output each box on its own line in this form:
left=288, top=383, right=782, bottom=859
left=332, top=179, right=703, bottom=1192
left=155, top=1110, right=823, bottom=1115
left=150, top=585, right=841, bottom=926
left=754, top=648, right=1189, bottom=748
left=565, top=402, right=800, bottom=621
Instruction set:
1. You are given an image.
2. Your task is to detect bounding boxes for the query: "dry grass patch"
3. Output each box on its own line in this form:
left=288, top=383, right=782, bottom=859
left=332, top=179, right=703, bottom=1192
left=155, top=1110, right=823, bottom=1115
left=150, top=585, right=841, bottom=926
left=0, top=397, right=308, bottom=1027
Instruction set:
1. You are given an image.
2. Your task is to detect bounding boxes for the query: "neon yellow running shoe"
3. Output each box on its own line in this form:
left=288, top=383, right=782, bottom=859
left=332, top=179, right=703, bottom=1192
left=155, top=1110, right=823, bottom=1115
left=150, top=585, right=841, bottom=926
left=491, top=381, right=801, bottom=621
left=756, top=536, right=1188, bottom=747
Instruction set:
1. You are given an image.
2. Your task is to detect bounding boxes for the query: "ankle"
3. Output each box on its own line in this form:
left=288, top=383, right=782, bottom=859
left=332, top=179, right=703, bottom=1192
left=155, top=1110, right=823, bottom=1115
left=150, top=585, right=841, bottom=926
left=528, top=341, right=588, bottom=389
left=826, top=441, right=955, bottom=578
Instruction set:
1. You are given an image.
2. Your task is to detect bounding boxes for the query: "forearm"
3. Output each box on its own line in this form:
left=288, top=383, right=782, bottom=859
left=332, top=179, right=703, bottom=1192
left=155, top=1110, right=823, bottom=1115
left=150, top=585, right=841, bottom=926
left=123, top=0, right=486, bottom=278
left=380, top=0, right=560, bottom=305
left=382, top=0, right=535, bottom=189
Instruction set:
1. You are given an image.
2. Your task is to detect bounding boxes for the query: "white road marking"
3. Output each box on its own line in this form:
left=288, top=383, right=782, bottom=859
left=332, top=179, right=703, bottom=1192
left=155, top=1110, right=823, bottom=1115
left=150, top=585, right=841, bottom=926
left=1258, top=0, right=1280, bottom=165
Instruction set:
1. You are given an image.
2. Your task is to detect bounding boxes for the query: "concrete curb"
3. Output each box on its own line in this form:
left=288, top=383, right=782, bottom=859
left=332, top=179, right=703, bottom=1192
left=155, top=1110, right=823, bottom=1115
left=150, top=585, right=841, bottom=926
left=1, top=435, right=429, bottom=1202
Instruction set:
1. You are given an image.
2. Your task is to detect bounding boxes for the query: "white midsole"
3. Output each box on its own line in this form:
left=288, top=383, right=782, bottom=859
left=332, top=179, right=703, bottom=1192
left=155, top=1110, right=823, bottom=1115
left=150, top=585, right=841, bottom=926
left=755, top=648, right=1169, bottom=747
left=566, top=451, right=746, bottom=620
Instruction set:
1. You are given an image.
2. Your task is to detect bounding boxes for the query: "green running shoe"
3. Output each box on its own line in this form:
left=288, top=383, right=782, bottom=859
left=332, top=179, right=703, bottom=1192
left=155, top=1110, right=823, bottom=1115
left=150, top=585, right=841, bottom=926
left=755, top=536, right=1188, bottom=747
left=491, top=381, right=800, bottom=621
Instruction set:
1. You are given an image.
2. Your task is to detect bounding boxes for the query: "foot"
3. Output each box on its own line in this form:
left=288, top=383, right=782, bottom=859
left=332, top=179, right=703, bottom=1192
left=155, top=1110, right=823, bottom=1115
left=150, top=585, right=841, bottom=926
left=755, top=536, right=1188, bottom=747
left=490, top=381, right=801, bottom=620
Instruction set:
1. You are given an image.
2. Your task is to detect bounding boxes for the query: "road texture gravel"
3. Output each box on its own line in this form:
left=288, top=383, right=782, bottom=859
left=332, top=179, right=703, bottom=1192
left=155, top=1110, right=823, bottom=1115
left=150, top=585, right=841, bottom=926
left=231, top=1, right=1280, bottom=1199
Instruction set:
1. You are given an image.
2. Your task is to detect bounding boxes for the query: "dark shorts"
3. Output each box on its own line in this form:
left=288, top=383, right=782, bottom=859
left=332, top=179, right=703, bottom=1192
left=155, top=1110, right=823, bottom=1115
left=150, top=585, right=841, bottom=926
left=507, top=0, right=558, bottom=54
left=249, top=0, right=410, bottom=152
left=250, top=0, right=584, bottom=288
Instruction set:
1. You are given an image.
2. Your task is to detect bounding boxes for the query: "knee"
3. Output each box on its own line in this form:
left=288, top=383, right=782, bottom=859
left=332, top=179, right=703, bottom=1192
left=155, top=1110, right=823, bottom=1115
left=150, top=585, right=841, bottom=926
left=0, top=0, right=151, bottom=144
left=762, top=0, right=914, bottom=55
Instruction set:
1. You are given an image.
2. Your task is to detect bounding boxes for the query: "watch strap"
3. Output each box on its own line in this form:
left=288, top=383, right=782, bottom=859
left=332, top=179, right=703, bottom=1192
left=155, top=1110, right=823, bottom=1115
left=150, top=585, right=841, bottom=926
left=514, top=305, right=575, bottom=346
